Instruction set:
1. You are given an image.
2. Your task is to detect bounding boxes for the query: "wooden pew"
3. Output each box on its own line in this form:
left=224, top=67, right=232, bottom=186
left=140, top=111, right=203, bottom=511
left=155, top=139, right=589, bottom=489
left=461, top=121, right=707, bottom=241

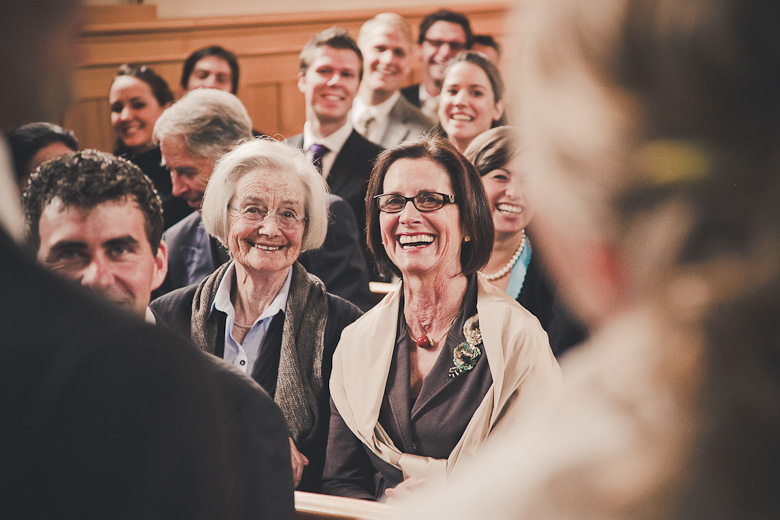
left=295, top=491, right=395, bottom=520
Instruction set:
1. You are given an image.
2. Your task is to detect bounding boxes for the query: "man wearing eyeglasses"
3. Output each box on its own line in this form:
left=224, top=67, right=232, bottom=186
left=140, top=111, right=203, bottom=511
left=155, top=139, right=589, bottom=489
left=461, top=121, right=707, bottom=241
left=400, top=10, right=474, bottom=119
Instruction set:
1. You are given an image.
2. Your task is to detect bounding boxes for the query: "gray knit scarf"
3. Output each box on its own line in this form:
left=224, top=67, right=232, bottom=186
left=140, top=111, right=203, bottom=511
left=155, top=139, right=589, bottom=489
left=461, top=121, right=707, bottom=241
left=190, top=261, right=329, bottom=445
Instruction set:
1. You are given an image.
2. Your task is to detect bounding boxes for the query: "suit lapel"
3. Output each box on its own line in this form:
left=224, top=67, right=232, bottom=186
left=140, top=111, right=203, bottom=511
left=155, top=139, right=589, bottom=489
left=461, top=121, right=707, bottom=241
left=328, top=130, right=361, bottom=195
left=386, top=331, right=415, bottom=452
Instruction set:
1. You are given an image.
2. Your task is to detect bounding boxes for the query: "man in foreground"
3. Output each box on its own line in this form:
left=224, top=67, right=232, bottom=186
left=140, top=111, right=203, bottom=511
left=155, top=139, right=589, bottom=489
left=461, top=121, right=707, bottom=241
left=0, top=1, right=295, bottom=517
left=23, top=150, right=168, bottom=321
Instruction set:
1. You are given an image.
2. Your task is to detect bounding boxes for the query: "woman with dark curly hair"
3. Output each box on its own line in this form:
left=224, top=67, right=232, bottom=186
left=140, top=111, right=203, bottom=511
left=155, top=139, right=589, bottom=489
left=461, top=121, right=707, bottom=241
left=322, top=136, right=560, bottom=501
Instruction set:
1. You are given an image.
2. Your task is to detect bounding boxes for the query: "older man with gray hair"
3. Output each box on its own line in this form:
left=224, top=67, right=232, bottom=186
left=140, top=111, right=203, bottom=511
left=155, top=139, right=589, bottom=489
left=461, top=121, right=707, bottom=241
left=155, top=88, right=372, bottom=309
left=352, top=13, right=435, bottom=149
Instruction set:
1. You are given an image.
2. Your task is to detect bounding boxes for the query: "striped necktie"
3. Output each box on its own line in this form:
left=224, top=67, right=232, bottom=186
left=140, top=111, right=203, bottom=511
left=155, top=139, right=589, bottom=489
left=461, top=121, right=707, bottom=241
left=309, top=143, right=330, bottom=174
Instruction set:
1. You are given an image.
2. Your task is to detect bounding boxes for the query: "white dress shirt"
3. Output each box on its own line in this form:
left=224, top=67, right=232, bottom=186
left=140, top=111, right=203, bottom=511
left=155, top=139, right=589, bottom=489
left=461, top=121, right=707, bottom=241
left=350, top=92, right=400, bottom=144
left=212, top=262, right=292, bottom=375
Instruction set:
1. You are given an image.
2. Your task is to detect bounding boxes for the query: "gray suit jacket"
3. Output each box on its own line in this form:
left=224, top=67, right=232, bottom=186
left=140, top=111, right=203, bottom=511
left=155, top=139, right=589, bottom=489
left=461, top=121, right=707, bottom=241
left=373, top=95, right=436, bottom=149
left=158, top=195, right=373, bottom=311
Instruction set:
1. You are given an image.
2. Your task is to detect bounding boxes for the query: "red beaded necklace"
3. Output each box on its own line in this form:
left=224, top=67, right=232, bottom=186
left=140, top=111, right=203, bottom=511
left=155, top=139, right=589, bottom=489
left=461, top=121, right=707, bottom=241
left=407, top=312, right=460, bottom=350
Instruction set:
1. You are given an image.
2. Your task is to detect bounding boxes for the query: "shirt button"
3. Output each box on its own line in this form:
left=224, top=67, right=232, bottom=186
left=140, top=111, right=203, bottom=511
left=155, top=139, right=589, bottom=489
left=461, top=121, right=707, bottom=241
left=240, top=360, right=246, bottom=366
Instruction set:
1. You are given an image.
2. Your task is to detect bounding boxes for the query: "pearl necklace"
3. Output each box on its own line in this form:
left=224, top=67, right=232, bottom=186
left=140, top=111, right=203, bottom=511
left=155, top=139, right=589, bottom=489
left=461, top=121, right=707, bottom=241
left=480, top=233, right=526, bottom=281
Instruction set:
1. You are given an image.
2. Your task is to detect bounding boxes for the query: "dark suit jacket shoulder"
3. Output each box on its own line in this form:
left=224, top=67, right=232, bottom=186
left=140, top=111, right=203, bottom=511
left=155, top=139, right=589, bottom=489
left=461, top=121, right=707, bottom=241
left=400, top=83, right=422, bottom=108
left=0, top=228, right=294, bottom=519
left=157, top=211, right=229, bottom=298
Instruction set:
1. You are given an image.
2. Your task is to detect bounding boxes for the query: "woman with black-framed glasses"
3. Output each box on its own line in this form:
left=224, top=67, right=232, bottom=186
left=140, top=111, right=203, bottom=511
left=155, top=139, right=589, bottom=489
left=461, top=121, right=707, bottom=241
left=151, top=138, right=363, bottom=493
left=321, top=136, right=561, bottom=501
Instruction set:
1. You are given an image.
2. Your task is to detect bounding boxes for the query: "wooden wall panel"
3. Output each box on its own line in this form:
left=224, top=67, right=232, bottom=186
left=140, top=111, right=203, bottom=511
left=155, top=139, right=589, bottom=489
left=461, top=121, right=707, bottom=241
left=68, top=3, right=510, bottom=151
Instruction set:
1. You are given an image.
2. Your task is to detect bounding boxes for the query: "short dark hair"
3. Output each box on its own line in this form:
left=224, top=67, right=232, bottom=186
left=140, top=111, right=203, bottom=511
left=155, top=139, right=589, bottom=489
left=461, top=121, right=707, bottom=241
left=9, top=122, right=78, bottom=185
left=445, top=51, right=505, bottom=103
left=299, top=27, right=364, bottom=81
left=366, top=136, right=493, bottom=278
left=464, top=126, right=519, bottom=177
left=473, top=34, right=501, bottom=55
left=114, top=64, right=174, bottom=108
left=180, top=45, right=240, bottom=95
left=23, top=150, right=164, bottom=255
left=418, top=9, right=474, bottom=48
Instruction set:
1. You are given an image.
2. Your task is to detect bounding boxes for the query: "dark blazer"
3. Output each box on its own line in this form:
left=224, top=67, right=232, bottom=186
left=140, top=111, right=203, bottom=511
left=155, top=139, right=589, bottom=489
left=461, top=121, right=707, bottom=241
left=116, top=145, right=193, bottom=229
left=158, top=194, right=373, bottom=310
left=518, top=255, right=588, bottom=358
left=373, top=95, right=436, bottom=149
left=288, top=130, right=383, bottom=280
left=151, top=267, right=363, bottom=493
left=0, top=227, right=294, bottom=519
left=400, top=84, right=422, bottom=108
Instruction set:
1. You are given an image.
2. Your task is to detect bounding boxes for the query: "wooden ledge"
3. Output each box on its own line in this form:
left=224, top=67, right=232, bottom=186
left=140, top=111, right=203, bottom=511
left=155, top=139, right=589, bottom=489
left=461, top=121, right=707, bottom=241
left=295, top=491, right=396, bottom=520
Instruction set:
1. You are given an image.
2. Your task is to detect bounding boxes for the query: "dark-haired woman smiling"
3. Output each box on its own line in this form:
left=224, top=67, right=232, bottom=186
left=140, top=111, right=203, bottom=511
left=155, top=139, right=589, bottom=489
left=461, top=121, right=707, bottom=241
left=322, top=136, right=560, bottom=501
left=109, top=64, right=191, bottom=228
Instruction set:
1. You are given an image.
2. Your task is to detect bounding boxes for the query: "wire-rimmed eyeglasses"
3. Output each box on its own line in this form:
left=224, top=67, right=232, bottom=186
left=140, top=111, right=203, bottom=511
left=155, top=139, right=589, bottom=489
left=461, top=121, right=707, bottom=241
left=227, top=205, right=307, bottom=229
left=373, top=192, right=457, bottom=213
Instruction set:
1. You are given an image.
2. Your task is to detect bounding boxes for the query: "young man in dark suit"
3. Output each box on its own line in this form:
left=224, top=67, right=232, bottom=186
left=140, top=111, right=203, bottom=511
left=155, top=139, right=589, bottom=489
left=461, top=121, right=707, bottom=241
left=288, top=27, right=384, bottom=279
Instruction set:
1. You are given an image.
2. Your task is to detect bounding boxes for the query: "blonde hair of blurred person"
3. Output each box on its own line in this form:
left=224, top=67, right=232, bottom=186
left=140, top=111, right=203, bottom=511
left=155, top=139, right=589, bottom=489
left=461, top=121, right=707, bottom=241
left=400, top=0, right=780, bottom=518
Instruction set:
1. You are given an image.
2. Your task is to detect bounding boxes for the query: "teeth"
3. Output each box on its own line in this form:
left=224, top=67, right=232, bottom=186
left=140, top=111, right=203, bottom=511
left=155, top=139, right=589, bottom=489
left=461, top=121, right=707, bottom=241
left=451, top=114, right=473, bottom=122
left=399, top=234, right=434, bottom=247
left=497, top=204, right=521, bottom=214
left=254, top=244, right=282, bottom=251
left=324, top=94, right=341, bottom=100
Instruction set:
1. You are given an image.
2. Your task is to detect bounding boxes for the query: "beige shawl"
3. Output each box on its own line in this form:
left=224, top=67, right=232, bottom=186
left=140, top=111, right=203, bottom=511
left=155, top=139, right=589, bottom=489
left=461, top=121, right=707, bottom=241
left=329, top=274, right=562, bottom=482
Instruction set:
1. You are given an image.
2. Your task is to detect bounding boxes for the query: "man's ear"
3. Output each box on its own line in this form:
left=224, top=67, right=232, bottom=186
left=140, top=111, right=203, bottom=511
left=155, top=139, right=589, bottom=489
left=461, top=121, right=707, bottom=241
left=150, top=239, right=168, bottom=291
left=297, top=71, right=306, bottom=94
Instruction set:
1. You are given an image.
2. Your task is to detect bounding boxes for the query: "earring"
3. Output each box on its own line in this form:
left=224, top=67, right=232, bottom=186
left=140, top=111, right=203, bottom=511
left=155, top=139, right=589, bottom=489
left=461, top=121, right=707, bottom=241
left=463, top=235, right=471, bottom=242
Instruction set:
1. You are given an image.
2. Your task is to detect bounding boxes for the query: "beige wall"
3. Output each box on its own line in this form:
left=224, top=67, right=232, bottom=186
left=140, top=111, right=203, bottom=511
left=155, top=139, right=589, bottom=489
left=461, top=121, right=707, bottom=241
left=86, top=0, right=500, bottom=19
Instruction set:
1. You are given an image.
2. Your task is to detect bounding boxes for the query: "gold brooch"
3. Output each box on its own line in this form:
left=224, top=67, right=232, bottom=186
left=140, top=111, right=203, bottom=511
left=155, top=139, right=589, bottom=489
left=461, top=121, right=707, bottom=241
left=448, top=314, right=482, bottom=378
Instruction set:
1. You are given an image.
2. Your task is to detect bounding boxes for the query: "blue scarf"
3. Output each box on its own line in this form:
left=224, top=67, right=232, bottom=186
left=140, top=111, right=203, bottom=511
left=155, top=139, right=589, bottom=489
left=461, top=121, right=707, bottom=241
left=505, top=239, right=533, bottom=300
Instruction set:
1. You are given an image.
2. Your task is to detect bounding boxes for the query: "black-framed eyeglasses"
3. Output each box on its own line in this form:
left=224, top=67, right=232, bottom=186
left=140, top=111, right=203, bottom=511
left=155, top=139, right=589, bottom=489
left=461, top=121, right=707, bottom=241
left=374, top=192, right=457, bottom=213
left=227, top=205, right=307, bottom=229
left=423, top=38, right=467, bottom=53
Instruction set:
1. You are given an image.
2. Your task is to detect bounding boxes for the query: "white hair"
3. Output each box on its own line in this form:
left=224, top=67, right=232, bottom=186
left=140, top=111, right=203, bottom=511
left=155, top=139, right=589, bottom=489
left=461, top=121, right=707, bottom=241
left=201, top=137, right=330, bottom=252
left=153, top=88, right=252, bottom=160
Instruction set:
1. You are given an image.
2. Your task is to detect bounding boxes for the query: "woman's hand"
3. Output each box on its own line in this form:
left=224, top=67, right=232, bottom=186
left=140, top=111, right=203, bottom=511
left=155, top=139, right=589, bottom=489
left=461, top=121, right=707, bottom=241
left=384, top=476, right=426, bottom=503
left=289, top=437, right=309, bottom=489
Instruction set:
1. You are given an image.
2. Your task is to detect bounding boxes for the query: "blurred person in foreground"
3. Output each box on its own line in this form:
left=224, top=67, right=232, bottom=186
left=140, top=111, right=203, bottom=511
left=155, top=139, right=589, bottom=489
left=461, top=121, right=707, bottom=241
left=0, top=0, right=295, bottom=518
left=23, top=150, right=167, bottom=322
left=321, top=136, right=560, bottom=501
left=400, top=0, right=780, bottom=518
left=151, top=138, right=363, bottom=492
left=464, top=126, right=586, bottom=358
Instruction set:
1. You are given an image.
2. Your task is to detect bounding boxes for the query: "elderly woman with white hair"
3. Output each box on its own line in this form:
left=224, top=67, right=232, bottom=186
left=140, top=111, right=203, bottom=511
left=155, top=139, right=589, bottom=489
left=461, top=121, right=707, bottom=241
left=151, top=138, right=363, bottom=493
